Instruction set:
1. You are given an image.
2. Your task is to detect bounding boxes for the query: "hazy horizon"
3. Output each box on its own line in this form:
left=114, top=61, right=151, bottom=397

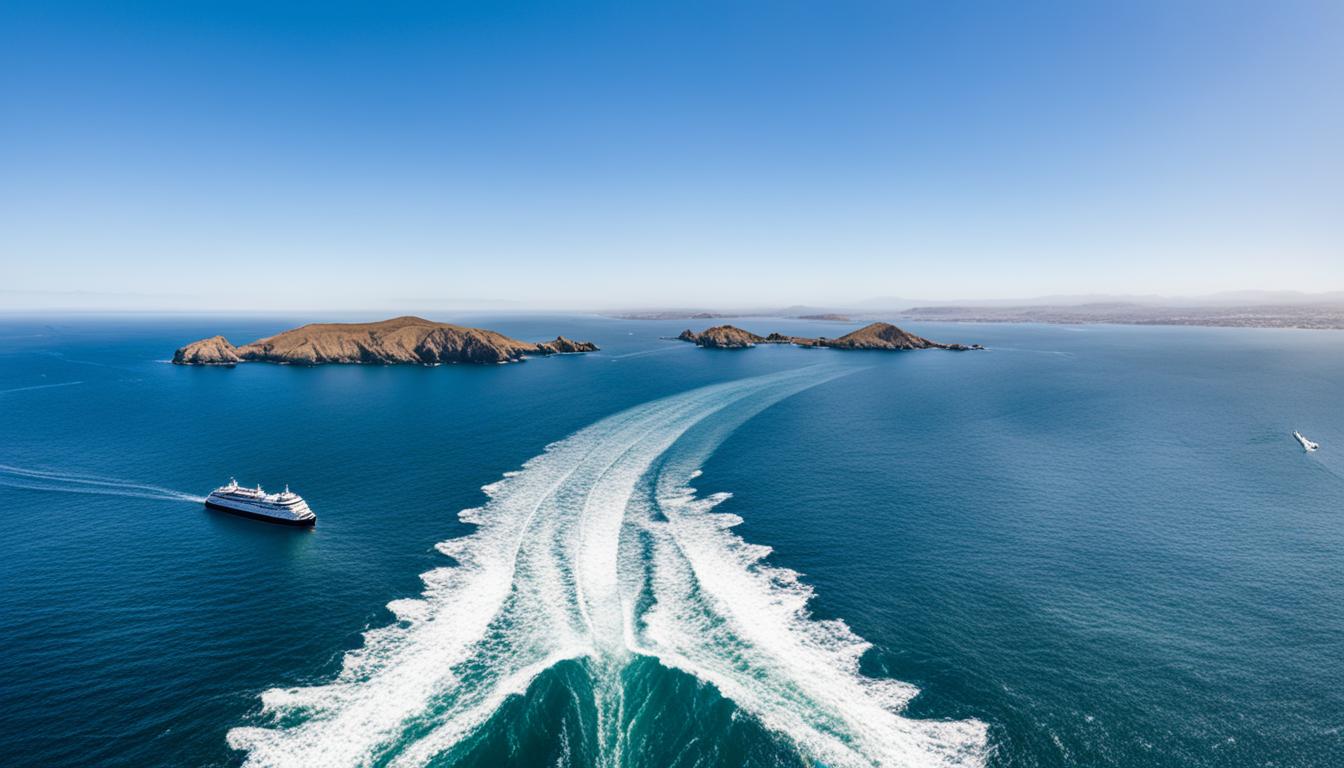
left=6, top=287, right=1344, bottom=317
left=3, top=1, right=1342, bottom=312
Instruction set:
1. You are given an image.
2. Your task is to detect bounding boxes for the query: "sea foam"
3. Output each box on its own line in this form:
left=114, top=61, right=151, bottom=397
left=227, top=368, right=988, bottom=767
left=0, top=464, right=204, bottom=504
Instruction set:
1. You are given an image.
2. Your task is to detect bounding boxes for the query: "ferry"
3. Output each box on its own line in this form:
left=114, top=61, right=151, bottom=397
left=205, top=478, right=316, bottom=526
left=1293, top=431, right=1319, bottom=452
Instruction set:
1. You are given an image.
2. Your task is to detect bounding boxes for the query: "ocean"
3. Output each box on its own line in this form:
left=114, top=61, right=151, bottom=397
left=0, top=314, right=1340, bottom=767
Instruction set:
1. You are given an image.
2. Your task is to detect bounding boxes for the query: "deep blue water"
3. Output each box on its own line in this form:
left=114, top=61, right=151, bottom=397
left=1, top=315, right=1341, bottom=767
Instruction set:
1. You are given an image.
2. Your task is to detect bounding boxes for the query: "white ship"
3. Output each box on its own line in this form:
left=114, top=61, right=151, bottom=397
left=1293, top=431, right=1319, bottom=452
left=205, top=478, right=316, bottom=526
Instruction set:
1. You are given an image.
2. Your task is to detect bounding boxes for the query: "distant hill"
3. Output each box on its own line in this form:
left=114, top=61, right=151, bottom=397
left=824, top=322, right=968, bottom=349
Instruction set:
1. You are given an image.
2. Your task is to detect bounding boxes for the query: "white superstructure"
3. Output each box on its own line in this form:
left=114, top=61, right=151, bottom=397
left=205, top=478, right=316, bottom=526
left=1293, top=431, right=1319, bottom=452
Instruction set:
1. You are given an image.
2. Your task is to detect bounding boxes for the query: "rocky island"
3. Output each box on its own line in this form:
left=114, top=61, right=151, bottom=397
left=173, top=316, right=598, bottom=366
left=677, top=322, right=982, bottom=351
left=676, top=325, right=767, bottom=348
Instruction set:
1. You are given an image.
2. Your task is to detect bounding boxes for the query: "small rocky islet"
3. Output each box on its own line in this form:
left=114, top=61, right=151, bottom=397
left=173, top=316, right=598, bottom=366
left=677, top=322, right=983, bottom=351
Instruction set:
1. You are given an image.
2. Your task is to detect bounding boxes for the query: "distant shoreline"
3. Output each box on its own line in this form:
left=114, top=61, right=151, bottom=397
left=611, top=303, right=1344, bottom=331
left=890, top=307, right=1344, bottom=331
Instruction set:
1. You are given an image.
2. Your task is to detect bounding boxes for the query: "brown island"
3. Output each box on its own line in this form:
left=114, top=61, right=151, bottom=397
left=173, top=316, right=598, bottom=366
left=677, top=322, right=983, bottom=351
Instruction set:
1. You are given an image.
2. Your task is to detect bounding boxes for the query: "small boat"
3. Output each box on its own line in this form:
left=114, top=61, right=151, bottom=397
left=205, top=478, right=316, bottom=526
left=1293, top=431, right=1319, bottom=452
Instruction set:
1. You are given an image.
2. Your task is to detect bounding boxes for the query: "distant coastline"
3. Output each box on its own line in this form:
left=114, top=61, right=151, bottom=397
left=891, top=302, right=1344, bottom=330
left=612, top=297, right=1344, bottom=331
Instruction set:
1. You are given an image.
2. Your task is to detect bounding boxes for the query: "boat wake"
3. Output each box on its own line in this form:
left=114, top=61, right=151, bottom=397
left=228, top=368, right=988, bottom=767
left=0, top=464, right=204, bottom=504
left=0, top=380, right=84, bottom=396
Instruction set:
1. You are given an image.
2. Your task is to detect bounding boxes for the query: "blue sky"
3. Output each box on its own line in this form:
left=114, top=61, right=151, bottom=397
left=2, top=0, right=1340, bottom=310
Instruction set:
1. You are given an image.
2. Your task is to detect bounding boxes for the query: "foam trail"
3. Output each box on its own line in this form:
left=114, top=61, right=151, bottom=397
left=0, top=464, right=204, bottom=503
left=633, top=400, right=985, bottom=765
left=0, top=380, right=84, bottom=395
left=607, top=345, right=692, bottom=360
left=228, top=368, right=988, bottom=767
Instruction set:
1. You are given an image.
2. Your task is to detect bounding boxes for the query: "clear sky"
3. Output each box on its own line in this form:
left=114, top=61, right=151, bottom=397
left=2, top=0, right=1341, bottom=311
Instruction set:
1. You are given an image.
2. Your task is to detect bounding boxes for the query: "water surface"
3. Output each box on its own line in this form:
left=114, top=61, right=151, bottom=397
left=1, top=315, right=1340, bottom=766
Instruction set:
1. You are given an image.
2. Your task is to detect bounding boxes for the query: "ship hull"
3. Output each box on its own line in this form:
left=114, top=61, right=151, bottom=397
left=205, top=500, right=316, bottom=527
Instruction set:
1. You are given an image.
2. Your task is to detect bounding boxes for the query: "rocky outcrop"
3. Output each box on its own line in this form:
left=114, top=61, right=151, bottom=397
left=677, top=322, right=981, bottom=352
left=536, top=336, right=599, bottom=354
left=172, top=335, right=242, bottom=365
left=677, top=325, right=767, bottom=348
left=173, top=317, right=599, bottom=366
left=823, top=322, right=945, bottom=350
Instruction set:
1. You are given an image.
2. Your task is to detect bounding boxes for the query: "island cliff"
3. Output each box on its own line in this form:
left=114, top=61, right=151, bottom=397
left=173, top=335, right=244, bottom=365
left=822, top=322, right=980, bottom=350
left=677, top=322, right=981, bottom=351
left=677, top=325, right=767, bottom=348
left=173, top=316, right=598, bottom=366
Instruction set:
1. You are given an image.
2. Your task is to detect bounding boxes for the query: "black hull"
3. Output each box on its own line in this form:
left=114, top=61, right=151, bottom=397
left=205, top=500, right=316, bottom=527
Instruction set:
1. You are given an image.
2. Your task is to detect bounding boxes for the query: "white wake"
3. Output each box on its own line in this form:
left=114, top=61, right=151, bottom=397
left=228, top=368, right=988, bottom=767
left=0, top=380, right=84, bottom=395
left=0, top=464, right=204, bottom=503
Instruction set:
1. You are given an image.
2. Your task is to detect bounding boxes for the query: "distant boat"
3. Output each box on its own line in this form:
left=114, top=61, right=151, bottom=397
left=205, top=478, right=316, bottom=526
left=1293, top=431, right=1319, bottom=452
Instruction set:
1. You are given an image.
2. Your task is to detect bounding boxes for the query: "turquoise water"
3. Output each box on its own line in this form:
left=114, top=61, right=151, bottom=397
left=1, top=315, right=1341, bottom=767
